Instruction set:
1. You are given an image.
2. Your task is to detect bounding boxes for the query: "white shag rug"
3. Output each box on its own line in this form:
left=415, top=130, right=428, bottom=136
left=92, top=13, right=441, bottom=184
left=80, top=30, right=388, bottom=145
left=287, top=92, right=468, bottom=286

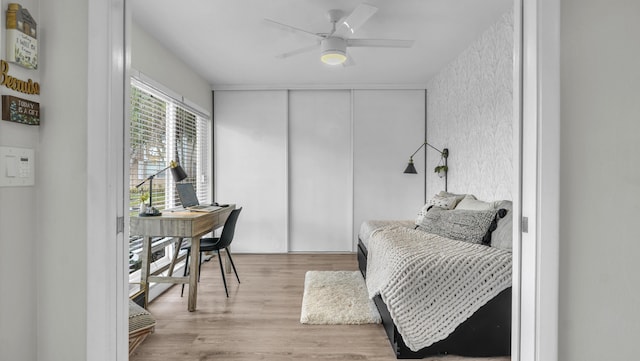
left=300, top=270, right=381, bottom=325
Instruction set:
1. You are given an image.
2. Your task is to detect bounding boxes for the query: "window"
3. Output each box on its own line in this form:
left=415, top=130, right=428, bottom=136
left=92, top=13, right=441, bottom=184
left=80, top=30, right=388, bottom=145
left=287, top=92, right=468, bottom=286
left=128, top=76, right=211, bottom=293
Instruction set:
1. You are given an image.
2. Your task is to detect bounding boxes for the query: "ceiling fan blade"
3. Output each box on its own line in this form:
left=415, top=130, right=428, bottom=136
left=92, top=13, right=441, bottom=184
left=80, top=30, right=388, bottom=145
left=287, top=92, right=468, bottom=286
left=347, top=39, right=415, bottom=48
left=276, top=43, right=320, bottom=59
left=264, top=18, right=323, bottom=39
left=342, top=55, right=356, bottom=67
left=332, top=3, right=377, bottom=38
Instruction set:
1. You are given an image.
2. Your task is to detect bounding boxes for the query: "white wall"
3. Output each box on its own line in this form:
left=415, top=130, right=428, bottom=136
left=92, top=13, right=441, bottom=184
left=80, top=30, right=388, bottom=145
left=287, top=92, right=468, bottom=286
left=352, top=89, right=425, bottom=240
left=426, top=9, right=514, bottom=202
left=559, top=0, right=640, bottom=360
left=0, top=0, right=39, bottom=360
left=131, top=22, right=212, bottom=114
left=37, top=0, right=89, bottom=360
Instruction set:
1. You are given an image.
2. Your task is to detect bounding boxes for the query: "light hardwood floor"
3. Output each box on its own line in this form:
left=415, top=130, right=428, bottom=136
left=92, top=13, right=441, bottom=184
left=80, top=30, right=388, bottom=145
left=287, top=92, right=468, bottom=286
left=130, top=253, right=510, bottom=361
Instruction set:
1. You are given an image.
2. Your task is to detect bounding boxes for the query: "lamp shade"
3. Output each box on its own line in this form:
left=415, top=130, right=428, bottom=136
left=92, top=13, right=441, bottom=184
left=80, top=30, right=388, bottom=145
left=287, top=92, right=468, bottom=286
left=170, top=162, right=188, bottom=182
left=403, top=160, right=417, bottom=174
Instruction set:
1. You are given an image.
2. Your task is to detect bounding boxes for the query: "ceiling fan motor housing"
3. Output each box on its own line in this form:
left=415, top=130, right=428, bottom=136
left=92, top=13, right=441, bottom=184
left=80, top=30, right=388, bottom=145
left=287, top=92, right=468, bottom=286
left=321, top=37, right=347, bottom=65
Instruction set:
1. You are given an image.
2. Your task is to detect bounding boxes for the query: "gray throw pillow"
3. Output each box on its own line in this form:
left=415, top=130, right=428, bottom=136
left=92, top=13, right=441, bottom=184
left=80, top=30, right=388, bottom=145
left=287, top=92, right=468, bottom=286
left=491, top=200, right=513, bottom=250
left=417, top=207, right=498, bottom=244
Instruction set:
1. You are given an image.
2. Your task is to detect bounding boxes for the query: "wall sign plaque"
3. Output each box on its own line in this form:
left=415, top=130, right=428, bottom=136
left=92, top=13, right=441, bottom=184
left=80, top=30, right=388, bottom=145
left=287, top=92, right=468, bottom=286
left=6, top=3, right=38, bottom=69
left=2, top=95, right=40, bottom=125
left=0, top=60, right=40, bottom=95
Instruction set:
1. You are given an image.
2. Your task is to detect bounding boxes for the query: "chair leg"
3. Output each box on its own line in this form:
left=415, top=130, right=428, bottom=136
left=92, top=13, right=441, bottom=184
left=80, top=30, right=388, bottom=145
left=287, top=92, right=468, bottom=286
left=225, top=248, right=240, bottom=284
left=181, top=249, right=191, bottom=297
left=216, top=249, right=229, bottom=297
left=198, top=251, right=204, bottom=282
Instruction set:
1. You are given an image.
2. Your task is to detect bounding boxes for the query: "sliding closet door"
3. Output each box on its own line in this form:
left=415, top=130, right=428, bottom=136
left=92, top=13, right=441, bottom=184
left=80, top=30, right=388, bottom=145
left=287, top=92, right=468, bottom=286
left=352, top=90, right=425, bottom=245
left=289, top=90, right=352, bottom=252
left=214, top=90, right=288, bottom=253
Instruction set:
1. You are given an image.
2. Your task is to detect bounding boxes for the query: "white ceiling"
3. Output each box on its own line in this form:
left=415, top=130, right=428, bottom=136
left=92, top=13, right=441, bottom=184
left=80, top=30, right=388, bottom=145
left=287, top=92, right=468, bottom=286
left=131, top=0, right=512, bottom=89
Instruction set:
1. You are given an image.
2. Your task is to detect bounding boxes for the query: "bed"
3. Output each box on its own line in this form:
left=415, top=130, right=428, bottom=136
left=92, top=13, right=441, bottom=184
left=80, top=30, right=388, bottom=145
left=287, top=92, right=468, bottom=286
left=357, top=192, right=513, bottom=359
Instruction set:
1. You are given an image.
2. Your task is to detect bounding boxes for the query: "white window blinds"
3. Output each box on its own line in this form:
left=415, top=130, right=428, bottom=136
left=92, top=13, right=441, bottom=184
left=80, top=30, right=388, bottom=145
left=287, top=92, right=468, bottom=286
left=129, top=78, right=211, bottom=214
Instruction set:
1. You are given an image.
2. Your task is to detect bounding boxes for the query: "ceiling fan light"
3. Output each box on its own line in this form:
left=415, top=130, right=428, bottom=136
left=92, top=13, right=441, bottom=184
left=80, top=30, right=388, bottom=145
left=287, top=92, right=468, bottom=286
left=321, top=51, right=347, bottom=65
left=321, top=37, right=347, bottom=65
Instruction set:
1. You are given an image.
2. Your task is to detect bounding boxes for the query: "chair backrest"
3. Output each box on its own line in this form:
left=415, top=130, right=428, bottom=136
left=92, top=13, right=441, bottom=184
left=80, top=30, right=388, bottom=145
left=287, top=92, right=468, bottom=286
left=217, top=207, right=242, bottom=249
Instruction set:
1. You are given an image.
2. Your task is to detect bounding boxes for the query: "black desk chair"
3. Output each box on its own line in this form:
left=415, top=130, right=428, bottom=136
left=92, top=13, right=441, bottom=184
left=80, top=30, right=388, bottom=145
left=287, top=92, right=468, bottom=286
left=181, top=207, right=242, bottom=297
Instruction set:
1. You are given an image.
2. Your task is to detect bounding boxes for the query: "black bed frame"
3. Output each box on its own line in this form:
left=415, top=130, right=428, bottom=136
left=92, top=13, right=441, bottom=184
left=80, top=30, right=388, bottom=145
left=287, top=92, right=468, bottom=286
left=358, top=239, right=512, bottom=359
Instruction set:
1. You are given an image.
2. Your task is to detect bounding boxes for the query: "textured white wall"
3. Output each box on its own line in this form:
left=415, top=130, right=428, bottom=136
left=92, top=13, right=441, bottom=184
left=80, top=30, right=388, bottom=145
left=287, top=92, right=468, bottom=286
left=426, top=10, right=514, bottom=202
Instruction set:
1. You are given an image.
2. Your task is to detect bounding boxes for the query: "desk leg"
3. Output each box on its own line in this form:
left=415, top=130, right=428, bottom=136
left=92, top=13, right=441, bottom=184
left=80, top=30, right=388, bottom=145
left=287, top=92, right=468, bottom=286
left=140, top=235, right=152, bottom=308
left=167, top=237, right=184, bottom=277
left=188, top=235, right=200, bottom=311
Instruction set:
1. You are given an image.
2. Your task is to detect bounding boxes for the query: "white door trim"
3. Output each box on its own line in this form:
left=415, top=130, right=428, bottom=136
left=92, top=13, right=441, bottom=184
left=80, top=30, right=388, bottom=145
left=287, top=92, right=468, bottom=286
left=86, top=0, right=127, bottom=360
left=517, top=0, right=560, bottom=360
left=511, top=0, right=524, bottom=359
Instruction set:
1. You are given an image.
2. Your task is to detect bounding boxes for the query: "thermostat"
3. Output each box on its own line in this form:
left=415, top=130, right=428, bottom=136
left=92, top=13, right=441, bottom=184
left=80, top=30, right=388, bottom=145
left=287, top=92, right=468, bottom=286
left=0, top=146, right=34, bottom=187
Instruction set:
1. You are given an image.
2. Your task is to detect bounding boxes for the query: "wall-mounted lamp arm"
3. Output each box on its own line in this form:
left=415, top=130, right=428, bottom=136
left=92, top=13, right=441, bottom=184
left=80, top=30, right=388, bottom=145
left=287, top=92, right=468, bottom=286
left=403, top=141, right=449, bottom=192
left=409, top=141, right=449, bottom=160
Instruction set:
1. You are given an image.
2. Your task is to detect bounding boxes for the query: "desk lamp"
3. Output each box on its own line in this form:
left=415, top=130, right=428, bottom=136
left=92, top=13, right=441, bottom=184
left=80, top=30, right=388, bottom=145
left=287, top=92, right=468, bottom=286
left=136, top=160, right=188, bottom=216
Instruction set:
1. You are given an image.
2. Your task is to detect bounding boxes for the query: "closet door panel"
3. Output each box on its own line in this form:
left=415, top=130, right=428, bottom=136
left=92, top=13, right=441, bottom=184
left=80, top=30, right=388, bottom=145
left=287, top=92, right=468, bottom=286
left=214, top=90, right=288, bottom=253
left=353, top=90, right=425, bottom=245
left=289, top=90, right=352, bottom=252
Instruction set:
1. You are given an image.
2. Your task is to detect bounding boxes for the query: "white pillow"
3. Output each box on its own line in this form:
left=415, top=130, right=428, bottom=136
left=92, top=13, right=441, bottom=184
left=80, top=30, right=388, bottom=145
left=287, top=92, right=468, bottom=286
left=415, top=194, right=460, bottom=225
left=427, top=193, right=460, bottom=209
left=455, top=194, right=494, bottom=211
left=491, top=200, right=513, bottom=250
left=437, top=191, right=466, bottom=204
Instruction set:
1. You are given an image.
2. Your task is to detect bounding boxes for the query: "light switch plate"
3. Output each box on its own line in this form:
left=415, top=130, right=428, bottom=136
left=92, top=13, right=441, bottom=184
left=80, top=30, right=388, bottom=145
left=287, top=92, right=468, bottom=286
left=0, top=146, right=35, bottom=187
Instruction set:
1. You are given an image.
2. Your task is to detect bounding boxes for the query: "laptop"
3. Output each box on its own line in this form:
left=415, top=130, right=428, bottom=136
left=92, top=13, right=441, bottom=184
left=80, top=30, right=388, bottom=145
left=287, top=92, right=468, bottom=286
left=176, top=183, right=221, bottom=212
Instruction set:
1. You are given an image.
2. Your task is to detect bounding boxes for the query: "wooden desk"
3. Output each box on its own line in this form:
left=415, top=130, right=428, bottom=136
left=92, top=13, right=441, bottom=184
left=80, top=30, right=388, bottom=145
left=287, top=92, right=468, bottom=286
left=130, top=205, right=234, bottom=311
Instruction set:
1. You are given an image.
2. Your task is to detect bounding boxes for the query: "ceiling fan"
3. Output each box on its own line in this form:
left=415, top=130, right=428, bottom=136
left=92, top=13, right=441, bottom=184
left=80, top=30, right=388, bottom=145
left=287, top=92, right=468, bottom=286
left=265, top=3, right=414, bottom=66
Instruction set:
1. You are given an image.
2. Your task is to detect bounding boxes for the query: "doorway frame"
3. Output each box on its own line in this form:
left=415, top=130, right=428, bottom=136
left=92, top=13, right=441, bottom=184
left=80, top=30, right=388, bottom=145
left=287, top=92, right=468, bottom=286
left=85, top=0, right=561, bottom=360
left=86, top=0, right=128, bottom=360
left=516, top=0, right=561, bottom=360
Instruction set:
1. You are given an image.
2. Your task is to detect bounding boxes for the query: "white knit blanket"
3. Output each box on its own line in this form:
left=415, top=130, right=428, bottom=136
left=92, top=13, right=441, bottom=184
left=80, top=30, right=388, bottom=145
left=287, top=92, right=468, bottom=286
left=366, top=225, right=512, bottom=351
